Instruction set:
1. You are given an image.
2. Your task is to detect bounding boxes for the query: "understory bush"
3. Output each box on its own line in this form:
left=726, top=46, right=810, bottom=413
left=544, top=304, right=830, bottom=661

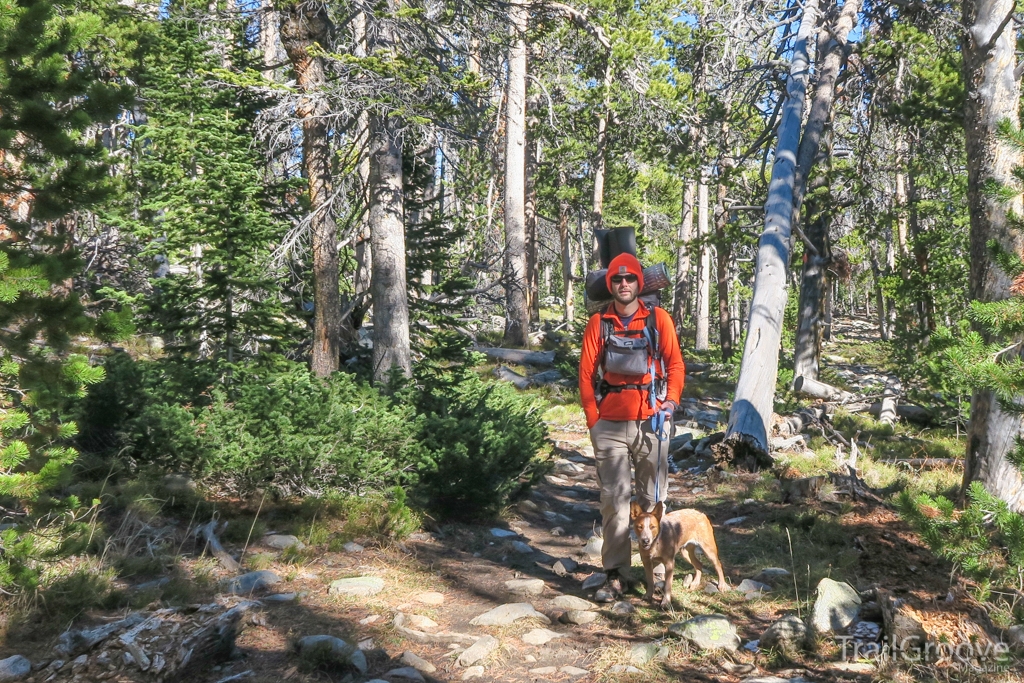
left=77, top=353, right=547, bottom=519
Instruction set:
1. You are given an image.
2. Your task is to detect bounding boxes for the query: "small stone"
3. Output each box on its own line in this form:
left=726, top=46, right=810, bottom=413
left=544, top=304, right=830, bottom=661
left=470, top=603, right=550, bottom=626
left=404, top=614, right=439, bottom=632
left=552, top=558, right=577, bottom=576
left=550, top=526, right=565, bottom=536
left=462, top=665, right=485, bottom=679
left=521, top=628, right=564, bottom=645
left=358, top=638, right=374, bottom=650
left=544, top=475, right=570, bottom=486
left=296, top=635, right=368, bottom=674
left=414, top=591, right=445, bottom=605
left=669, top=614, right=741, bottom=651
left=328, top=576, right=385, bottom=597
left=506, top=578, right=545, bottom=595
left=560, top=666, right=590, bottom=676
left=737, top=579, right=772, bottom=594
left=581, top=572, right=606, bottom=590
left=490, top=528, right=519, bottom=538
left=408, top=532, right=435, bottom=542
left=456, top=635, right=499, bottom=666
left=582, top=536, right=603, bottom=560
left=752, top=567, right=791, bottom=586
left=563, top=610, right=598, bottom=625
left=703, top=582, right=719, bottom=594
left=609, top=665, right=643, bottom=673
left=400, top=652, right=436, bottom=674
left=551, top=595, right=596, bottom=611
left=221, top=570, right=281, bottom=595
left=829, top=662, right=875, bottom=673
left=528, top=667, right=558, bottom=675
left=511, top=541, right=535, bottom=554
left=723, top=516, right=747, bottom=526
left=383, top=666, right=425, bottom=682
left=611, top=601, right=635, bottom=615
left=343, top=542, right=364, bottom=553
left=594, top=588, right=616, bottom=603
left=518, top=499, right=540, bottom=513
left=691, top=487, right=705, bottom=493
left=263, top=592, right=299, bottom=602
left=630, top=642, right=669, bottom=665
left=743, top=640, right=760, bottom=652
left=264, top=534, right=305, bottom=550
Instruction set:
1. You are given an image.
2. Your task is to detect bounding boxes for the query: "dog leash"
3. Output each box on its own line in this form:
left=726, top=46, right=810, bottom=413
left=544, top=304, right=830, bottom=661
left=650, top=410, right=669, bottom=504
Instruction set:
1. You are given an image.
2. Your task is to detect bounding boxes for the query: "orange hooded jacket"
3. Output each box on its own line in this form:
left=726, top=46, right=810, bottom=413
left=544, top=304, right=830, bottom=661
left=578, top=300, right=685, bottom=429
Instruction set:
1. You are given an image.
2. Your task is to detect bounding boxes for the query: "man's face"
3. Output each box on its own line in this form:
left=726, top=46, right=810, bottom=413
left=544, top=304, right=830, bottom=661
left=611, top=273, right=639, bottom=305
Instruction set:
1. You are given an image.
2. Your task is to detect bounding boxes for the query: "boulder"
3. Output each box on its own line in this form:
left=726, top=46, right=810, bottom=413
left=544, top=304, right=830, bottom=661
left=551, top=595, right=596, bottom=611
left=521, top=628, right=564, bottom=645
left=611, top=601, right=635, bottom=615
left=737, top=579, right=772, bottom=595
left=328, top=576, right=385, bottom=597
left=510, top=541, right=535, bottom=554
left=0, top=655, right=30, bottom=682
left=221, top=570, right=281, bottom=595
left=630, top=642, right=669, bottom=665
left=265, top=534, right=305, bottom=550
left=582, top=537, right=603, bottom=561
left=669, top=614, right=741, bottom=651
left=456, top=635, right=499, bottom=666
left=810, top=578, right=861, bottom=634
left=296, top=635, right=368, bottom=673
left=562, top=610, right=598, bottom=625
left=384, top=666, right=425, bottom=681
left=581, top=572, right=606, bottom=590
left=469, top=603, right=550, bottom=626
left=505, top=578, right=545, bottom=595
left=414, top=591, right=445, bottom=606
left=552, top=558, right=578, bottom=576
left=752, top=567, right=791, bottom=586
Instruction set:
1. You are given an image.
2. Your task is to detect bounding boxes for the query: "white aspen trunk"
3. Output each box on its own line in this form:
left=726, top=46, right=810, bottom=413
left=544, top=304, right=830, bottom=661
left=353, top=13, right=371, bottom=329
left=591, top=59, right=613, bottom=235
left=558, top=169, right=576, bottom=323
left=722, top=0, right=819, bottom=466
left=962, top=0, right=1024, bottom=510
left=368, top=3, right=411, bottom=382
left=502, top=0, right=530, bottom=347
left=694, top=177, right=710, bottom=351
left=673, top=179, right=696, bottom=335
left=525, top=133, right=540, bottom=322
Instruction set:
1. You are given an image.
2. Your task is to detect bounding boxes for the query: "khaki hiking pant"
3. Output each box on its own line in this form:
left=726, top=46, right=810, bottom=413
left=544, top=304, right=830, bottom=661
left=589, top=417, right=670, bottom=578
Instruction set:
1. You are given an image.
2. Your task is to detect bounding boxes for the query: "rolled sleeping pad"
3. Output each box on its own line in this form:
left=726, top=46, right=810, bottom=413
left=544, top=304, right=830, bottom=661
left=584, top=262, right=671, bottom=302
left=595, top=227, right=638, bottom=268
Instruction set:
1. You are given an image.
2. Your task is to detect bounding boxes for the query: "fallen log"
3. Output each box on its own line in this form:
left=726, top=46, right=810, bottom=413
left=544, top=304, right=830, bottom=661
left=474, top=347, right=555, bottom=365
left=493, top=365, right=532, bottom=390
left=770, top=434, right=807, bottom=452
left=197, top=519, right=239, bottom=573
left=774, top=406, right=827, bottom=437
left=886, top=458, right=957, bottom=469
left=878, top=377, right=901, bottom=427
left=793, top=375, right=854, bottom=402
left=868, top=402, right=931, bottom=425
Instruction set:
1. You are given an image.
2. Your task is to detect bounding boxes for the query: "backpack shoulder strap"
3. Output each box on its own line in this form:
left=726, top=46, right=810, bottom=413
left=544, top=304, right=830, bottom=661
left=646, top=306, right=661, bottom=360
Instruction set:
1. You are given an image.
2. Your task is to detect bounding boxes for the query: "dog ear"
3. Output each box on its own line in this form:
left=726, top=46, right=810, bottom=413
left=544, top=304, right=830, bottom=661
left=653, top=501, right=665, bottom=520
left=630, top=501, right=643, bottom=520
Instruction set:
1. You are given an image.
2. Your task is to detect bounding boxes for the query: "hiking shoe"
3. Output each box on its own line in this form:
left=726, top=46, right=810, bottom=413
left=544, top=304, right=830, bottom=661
left=595, top=569, right=631, bottom=602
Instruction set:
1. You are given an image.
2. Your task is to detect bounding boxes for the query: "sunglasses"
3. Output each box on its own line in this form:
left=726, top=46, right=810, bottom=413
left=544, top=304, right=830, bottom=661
left=611, top=274, right=638, bottom=284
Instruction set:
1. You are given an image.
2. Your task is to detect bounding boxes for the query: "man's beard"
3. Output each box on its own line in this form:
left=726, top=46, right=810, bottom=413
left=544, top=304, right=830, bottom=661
left=613, top=288, right=638, bottom=305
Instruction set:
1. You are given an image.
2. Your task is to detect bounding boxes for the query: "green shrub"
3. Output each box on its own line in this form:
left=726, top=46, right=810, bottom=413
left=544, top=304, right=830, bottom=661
left=414, top=374, right=547, bottom=519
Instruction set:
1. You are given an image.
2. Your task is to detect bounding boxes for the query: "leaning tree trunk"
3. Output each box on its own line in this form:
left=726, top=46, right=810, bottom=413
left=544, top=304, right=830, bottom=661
left=962, top=0, right=1024, bottom=511
left=694, top=176, right=711, bottom=351
left=502, top=0, right=530, bottom=347
left=368, top=4, right=412, bottom=383
left=720, top=0, right=819, bottom=466
left=791, top=0, right=859, bottom=383
left=673, top=179, right=696, bottom=336
left=280, top=2, right=341, bottom=378
left=591, top=58, right=613, bottom=235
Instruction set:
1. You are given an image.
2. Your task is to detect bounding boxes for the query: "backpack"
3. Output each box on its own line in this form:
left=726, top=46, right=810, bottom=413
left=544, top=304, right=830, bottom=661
left=593, top=304, right=667, bottom=408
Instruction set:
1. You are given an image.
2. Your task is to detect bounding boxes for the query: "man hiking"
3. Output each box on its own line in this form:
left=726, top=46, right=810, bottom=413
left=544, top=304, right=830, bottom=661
left=578, top=252, right=685, bottom=601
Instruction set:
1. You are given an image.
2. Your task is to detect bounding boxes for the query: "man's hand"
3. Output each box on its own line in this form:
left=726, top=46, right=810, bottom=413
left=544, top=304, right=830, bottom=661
left=658, top=400, right=676, bottom=420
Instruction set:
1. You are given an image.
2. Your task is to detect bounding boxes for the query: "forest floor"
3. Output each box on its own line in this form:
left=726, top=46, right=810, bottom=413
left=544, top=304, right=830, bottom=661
left=1, top=317, right=1020, bottom=683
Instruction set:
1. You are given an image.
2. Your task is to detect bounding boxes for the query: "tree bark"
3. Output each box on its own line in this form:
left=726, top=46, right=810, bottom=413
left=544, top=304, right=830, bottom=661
left=280, top=2, right=340, bottom=378
left=351, top=12, right=371, bottom=334
left=792, top=203, right=831, bottom=382
left=525, top=133, right=540, bottom=322
left=558, top=169, right=576, bottom=323
left=503, top=0, right=530, bottom=347
left=694, top=176, right=711, bottom=351
left=368, top=4, right=412, bottom=383
left=722, top=0, right=819, bottom=464
left=673, top=179, right=695, bottom=336
left=591, top=58, right=613, bottom=234
left=714, top=179, right=733, bottom=360
left=962, top=0, right=1024, bottom=511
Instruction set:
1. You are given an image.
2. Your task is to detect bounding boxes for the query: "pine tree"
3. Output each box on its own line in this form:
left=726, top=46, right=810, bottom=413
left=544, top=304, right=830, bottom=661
left=0, top=0, right=127, bottom=503
left=121, top=5, right=298, bottom=365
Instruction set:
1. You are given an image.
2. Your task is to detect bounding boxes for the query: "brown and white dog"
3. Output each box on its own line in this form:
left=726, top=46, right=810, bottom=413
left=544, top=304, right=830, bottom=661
left=630, top=501, right=728, bottom=609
